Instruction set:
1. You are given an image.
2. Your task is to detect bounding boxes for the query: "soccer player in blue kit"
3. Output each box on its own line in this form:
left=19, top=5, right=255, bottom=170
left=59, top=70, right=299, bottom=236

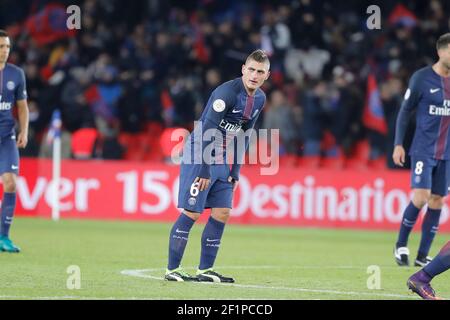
left=393, top=33, right=450, bottom=267
left=407, top=241, right=450, bottom=300
left=165, top=50, right=270, bottom=282
left=0, top=30, right=29, bottom=253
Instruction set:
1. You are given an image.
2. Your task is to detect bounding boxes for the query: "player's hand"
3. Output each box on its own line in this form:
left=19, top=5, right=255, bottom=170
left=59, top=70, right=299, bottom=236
left=17, top=131, right=28, bottom=149
left=228, top=176, right=239, bottom=192
left=194, top=177, right=210, bottom=192
left=392, top=145, right=406, bottom=167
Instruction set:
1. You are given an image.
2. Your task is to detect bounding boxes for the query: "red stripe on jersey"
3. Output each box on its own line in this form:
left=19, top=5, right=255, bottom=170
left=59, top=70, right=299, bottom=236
left=0, top=69, right=3, bottom=97
left=435, top=77, right=450, bottom=159
left=445, top=76, right=450, bottom=100
left=439, top=241, right=450, bottom=255
left=243, top=95, right=254, bottom=120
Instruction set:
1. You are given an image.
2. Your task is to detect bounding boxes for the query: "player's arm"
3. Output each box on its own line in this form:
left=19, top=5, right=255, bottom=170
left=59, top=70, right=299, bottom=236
left=393, top=73, right=422, bottom=167
left=229, top=102, right=265, bottom=188
left=16, top=69, right=29, bottom=149
left=16, top=100, right=29, bottom=148
left=197, top=86, right=235, bottom=191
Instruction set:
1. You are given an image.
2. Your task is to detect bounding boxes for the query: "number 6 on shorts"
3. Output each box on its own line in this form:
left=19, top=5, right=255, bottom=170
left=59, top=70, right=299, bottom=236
left=190, top=182, right=200, bottom=197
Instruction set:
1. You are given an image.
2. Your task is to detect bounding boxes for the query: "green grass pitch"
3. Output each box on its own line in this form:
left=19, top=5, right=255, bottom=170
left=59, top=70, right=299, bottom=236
left=0, top=217, right=448, bottom=300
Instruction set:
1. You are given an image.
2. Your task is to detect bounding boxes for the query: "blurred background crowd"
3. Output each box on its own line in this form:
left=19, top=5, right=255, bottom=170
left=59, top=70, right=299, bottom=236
left=0, top=0, right=449, bottom=169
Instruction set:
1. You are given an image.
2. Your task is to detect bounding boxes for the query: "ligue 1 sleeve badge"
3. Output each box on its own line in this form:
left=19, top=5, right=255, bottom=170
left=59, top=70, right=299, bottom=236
left=404, top=88, right=411, bottom=100
left=213, top=99, right=226, bottom=112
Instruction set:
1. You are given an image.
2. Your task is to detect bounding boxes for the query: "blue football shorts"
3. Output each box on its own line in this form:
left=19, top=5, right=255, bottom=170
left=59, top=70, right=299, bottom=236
left=410, top=156, right=450, bottom=196
left=177, top=163, right=233, bottom=213
left=0, top=133, right=19, bottom=175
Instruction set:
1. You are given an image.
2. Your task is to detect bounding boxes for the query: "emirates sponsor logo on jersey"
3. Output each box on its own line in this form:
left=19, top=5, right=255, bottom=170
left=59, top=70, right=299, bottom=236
left=0, top=103, right=12, bottom=110
left=429, top=100, right=450, bottom=116
left=0, top=96, right=12, bottom=111
left=219, top=119, right=242, bottom=132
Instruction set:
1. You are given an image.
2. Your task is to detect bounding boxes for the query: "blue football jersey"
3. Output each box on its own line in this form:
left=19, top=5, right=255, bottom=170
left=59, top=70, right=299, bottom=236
left=183, top=77, right=266, bottom=180
left=395, top=66, right=450, bottom=160
left=0, top=63, right=27, bottom=137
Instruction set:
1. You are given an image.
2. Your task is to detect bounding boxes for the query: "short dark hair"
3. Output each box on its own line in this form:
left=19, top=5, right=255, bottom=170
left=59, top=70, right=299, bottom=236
left=246, top=49, right=270, bottom=68
left=437, top=33, right=450, bottom=51
left=0, top=30, right=8, bottom=38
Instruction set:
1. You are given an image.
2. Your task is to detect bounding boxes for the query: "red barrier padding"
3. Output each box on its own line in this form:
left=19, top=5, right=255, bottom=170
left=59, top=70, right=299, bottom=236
left=3, top=158, right=449, bottom=232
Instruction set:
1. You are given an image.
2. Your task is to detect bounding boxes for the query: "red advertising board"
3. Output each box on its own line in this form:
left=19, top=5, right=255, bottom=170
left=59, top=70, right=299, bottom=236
left=3, top=158, right=450, bottom=232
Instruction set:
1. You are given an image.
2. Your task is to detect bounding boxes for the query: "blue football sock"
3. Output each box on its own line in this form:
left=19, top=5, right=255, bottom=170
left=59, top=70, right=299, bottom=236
left=396, top=202, right=421, bottom=248
left=424, top=241, right=450, bottom=279
left=199, top=216, right=225, bottom=270
left=418, top=208, right=441, bottom=258
left=1, top=192, right=16, bottom=238
left=167, top=213, right=195, bottom=271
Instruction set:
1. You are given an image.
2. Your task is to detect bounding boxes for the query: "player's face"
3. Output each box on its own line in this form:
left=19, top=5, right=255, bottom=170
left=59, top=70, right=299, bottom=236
left=438, top=44, right=450, bottom=69
left=0, top=37, right=11, bottom=64
left=241, top=60, right=270, bottom=92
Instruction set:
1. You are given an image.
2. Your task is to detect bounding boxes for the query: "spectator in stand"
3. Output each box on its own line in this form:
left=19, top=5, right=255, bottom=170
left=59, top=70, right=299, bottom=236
left=263, top=90, right=298, bottom=155
left=0, top=0, right=448, bottom=165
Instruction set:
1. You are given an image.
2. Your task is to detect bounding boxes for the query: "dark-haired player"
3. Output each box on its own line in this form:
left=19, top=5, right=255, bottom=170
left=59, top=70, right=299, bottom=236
left=393, top=33, right=450, bottom=267
left=165, top=50, right=270, bottom=282
left=0, top=30, right=29, bottom=253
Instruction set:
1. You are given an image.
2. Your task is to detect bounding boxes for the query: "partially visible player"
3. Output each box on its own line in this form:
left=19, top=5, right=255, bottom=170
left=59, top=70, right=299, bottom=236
left=393, top=33, right=450, bottom=267
left=407, top=241, right=450, bottom=300
left=164, top=50, right=269, bottom=282
left=0, top=30, right=29, bottom=252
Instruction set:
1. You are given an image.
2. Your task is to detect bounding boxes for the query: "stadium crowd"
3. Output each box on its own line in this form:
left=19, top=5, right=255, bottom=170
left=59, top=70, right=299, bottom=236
left=0, top=0, right=449, bottom=168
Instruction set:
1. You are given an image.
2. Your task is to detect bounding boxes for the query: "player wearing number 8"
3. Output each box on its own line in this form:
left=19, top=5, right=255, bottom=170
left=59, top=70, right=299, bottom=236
left=393, top=33, right=450, bottom=267
left=164, top=50, right=270, bottom=282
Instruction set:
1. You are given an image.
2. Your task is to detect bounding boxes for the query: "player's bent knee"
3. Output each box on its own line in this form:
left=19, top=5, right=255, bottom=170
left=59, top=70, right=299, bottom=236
left=428, top=194, right=445, bottom=209
left=2, top=183, right=16, bottom=193
left=1, top=175, right=17, bottom=193
left=183, top=210, right=200, bottom=221
left=412, top=198, right=428, bottom=209
left=211, top=208, right=231, bottom=223
left=3, top=183, right=16, bottom=193
left=412, top=190, right=431, bottom=208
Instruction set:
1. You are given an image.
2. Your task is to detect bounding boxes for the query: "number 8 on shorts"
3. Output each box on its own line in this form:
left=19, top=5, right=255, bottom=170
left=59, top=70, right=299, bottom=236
left=415, top=161, right=424, bottom=175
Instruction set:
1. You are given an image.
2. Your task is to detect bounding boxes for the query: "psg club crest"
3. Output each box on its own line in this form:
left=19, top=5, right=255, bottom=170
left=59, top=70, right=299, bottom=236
left=7, top=81, right=15, bottom=91
left=188, top=197, right=197, bottom=206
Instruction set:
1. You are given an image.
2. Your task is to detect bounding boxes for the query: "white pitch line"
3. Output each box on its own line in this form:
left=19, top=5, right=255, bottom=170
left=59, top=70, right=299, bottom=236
left=0, top=295, right=80, bottom=300
left=120, top=267, right=420, bottom=300
left=0, top=295, right=175, bottom=300
left=124, top=265, right=415, bottom=270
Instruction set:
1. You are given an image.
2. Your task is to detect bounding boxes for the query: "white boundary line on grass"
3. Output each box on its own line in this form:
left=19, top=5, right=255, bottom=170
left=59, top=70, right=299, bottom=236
left=120, top=266, right=420, bottom=300
left=0, top=295, right=175, bottom=300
